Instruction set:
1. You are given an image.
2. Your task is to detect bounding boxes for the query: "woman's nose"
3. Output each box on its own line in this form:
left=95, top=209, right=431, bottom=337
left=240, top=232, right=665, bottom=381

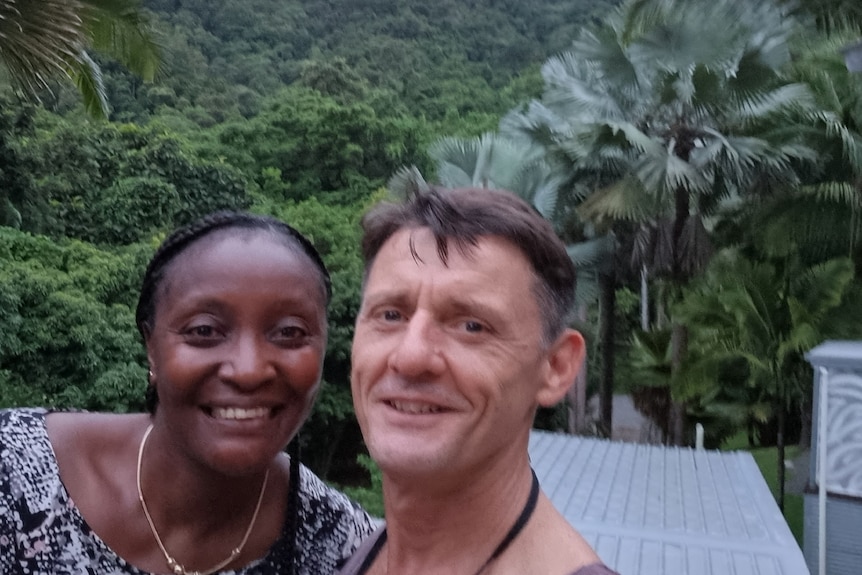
left=219, top=334, right=276, bottom=388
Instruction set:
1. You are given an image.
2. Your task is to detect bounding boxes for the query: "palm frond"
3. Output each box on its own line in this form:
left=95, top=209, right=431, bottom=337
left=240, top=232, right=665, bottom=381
left=566, top=234, right=617, bottom=269
left=0, top=0, right=160, bottom=118
left=81, top=0, right=160, bottom=82
left=790, top=257, right=854, bottom=316
left=541, top=52, right=626, bottom=122
left=0, top=0, right=83, bottom=92
left=429, top=132, right=562, bottom=218
left=730, top=84, right=816, bottom=124
left=577, top=173, right=663, bottom=224
left=386, top=165, right=429, bottom=200
left=569, top=25, right=641, bottom=94
left=71, top=49, right=109, bottom=118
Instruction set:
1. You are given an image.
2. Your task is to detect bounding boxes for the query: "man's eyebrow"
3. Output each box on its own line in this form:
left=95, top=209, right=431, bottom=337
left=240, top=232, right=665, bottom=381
left=444, top=297, right=506, bottom=322
left=362, top=289, right=411, bottom=308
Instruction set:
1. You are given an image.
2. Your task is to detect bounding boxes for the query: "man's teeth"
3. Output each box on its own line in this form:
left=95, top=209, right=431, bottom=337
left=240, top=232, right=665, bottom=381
left=389, top=400, right=442, bottom=414
left=212, top=407, right=270, bottom=420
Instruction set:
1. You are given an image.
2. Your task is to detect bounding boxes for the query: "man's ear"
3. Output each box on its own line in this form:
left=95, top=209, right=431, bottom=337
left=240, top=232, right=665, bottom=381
left=536, top=329, right=586, bottom=407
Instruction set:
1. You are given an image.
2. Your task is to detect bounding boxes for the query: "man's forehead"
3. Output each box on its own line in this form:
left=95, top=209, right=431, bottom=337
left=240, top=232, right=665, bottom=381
left=377, top=227, right=527, bottom=265
left=365, top=229, right=539, bottom=303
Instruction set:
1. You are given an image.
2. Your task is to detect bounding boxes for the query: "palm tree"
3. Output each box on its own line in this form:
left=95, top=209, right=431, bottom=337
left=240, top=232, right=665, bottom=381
left=766, top=30, right=862, bottom=272
left=427, top=132, right=562, bottom=219
left=781, top=0, right=862, bottom=34
left=677, top=250, right=860, bottom=510
left=0, top=0, right=160, bottom=118
left=504, top=0, right=823, bottom=444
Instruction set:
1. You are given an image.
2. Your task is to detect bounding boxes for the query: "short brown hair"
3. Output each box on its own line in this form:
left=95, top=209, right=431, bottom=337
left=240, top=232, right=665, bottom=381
left=360, top=186, right=575, bottom=344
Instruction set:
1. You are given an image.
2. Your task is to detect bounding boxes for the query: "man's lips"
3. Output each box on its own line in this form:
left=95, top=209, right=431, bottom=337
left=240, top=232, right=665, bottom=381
left=385, top=399, right=448, bottom=415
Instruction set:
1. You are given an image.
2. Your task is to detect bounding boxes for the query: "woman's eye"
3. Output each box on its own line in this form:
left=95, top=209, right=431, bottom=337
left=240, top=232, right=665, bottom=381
left=272, top=324, right=309, bottom=346
left=278, top=326, right=306, bottom=339
left=189, top=325, right=216, bottom=338
left=183, top=323, right=223, bottom=345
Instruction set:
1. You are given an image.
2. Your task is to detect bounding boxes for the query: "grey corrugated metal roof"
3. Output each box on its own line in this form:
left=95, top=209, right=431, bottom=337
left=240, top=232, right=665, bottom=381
left=529, top=430, right=809, bottom=575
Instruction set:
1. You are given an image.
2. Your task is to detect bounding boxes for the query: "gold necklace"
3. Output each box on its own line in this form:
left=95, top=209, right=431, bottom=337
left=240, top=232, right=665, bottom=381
left=136, top=424, right=270, bottom=575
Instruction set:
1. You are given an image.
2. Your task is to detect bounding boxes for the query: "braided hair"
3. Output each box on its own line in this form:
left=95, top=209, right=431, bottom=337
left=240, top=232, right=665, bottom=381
left=286, top=439, right=302, bottom=575
left=136, top=210, right=332, bottom=414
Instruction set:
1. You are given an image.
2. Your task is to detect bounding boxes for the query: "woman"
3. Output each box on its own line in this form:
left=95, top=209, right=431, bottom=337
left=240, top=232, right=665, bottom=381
left=0, top=211, right=376, bottom=574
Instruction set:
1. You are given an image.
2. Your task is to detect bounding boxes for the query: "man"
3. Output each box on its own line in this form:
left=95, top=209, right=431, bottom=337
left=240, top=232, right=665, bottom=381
left=340, top=186, right=619, bottom=575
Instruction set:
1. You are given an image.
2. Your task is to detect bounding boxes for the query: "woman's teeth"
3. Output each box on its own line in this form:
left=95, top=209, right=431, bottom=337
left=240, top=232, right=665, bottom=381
left=211, top=406, right=270, bottom=420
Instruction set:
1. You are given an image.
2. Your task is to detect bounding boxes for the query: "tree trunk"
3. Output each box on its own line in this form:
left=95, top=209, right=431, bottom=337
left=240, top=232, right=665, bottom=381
left=567, top=357, right=588, bottom=434
left=799, top=394, right=812, bottom=449
left=776, top=370, right=787, bottom=512
left=656, top=289, right=666, bottom=330
left=669, top=171, right=692, bottom=446
left=640, top=265, right=649, bottom=331
left=670, top=322, right=688, bottom=446
left=598, top=270, right=616, bottom=439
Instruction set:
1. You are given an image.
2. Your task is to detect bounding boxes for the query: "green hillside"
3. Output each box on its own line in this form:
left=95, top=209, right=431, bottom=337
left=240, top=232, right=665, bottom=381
left=97, top=0, right=619, bottom=127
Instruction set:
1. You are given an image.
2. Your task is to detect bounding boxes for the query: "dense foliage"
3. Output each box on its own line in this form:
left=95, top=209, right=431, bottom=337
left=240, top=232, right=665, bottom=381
left=2, top=0, right=862, bottom=496
left=0, top=228, right=149, bottom=410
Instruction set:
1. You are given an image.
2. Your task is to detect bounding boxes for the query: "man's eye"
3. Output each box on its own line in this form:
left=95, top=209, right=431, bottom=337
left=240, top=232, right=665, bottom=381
left=464, top=320, right=484, bottom=333
left=382, top=310, right=402, bottom=322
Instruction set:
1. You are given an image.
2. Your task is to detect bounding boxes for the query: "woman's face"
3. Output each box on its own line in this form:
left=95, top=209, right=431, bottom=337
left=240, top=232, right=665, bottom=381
left=145, top=230, right=327, bottom=475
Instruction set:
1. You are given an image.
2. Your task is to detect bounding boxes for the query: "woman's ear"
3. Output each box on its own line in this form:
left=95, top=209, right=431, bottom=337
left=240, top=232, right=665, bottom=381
left=142, top=324, right=155, bottom=376
left=536, top=329, right=586, bottom=407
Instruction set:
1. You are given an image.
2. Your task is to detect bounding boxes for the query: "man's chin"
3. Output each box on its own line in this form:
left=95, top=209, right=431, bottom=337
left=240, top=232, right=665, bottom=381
left=369, top=443, right=451, bottom=479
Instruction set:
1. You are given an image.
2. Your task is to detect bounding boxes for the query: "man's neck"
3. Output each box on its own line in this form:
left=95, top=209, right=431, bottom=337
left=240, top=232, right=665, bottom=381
left=379, top=462, right=536, bottom=574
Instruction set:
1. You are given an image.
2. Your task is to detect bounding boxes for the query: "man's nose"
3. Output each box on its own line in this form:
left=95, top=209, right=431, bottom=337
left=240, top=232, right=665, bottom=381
left=387, top=312, right=445, bottom=378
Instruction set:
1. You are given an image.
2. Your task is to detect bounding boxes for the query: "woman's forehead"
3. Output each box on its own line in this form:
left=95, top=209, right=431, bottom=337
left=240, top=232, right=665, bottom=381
left=155, top=229, right=325, bottom=307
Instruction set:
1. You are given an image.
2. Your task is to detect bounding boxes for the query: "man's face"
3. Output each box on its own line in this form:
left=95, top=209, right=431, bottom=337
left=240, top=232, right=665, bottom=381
left=351, top=227, right=577, bottom=482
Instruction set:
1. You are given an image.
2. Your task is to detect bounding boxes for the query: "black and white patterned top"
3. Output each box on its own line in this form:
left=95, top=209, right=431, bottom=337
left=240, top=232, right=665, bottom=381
left=0, top=408, right=376, bottom=575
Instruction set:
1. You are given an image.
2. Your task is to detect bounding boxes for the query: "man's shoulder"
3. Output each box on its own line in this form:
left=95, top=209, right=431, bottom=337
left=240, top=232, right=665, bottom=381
left=332, top=525, right=385, bottom=575
left=569, top=564, right=620, bottom=575
left=522, top=500, right=610, bottom=573
left=571, top=563, right=619, bottom=575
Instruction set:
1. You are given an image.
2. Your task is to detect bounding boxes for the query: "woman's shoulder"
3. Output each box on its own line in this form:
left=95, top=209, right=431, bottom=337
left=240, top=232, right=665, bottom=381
left=0, top=406, right=49, bottom=433
left=0, top=407, right=61, bottom=516
left=297, top=463, right=378, bottom=530
left=0, top=407, right=51, bottom=461
left=292, top=464, right=379, bottom=571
